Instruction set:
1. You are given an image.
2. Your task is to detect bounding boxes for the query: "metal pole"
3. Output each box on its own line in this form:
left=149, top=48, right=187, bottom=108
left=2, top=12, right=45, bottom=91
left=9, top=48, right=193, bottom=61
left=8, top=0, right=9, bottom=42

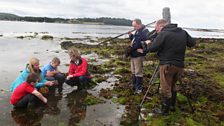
left=97, top=21, right=156, bottom=45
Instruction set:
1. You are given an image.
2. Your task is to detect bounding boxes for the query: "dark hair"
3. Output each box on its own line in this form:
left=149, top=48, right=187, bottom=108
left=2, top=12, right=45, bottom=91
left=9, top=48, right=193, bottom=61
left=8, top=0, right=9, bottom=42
left=26, top=73, right=40, bottom=84
left=133, top=18, right=142, bottom=25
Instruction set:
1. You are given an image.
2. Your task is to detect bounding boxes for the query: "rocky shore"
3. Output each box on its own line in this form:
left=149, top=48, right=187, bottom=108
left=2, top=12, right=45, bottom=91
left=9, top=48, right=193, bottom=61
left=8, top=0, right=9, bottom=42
left=60, top=37, right=224, bottom=126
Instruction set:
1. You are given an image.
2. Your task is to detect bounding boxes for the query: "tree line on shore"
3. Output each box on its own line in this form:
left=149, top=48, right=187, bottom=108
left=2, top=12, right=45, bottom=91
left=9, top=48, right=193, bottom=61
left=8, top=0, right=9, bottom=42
left=0, top=12, right=132, bottom=26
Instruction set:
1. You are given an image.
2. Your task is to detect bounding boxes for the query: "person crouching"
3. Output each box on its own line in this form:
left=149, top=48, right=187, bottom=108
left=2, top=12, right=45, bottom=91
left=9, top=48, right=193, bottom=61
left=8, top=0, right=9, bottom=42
left=10, top=73, right=48, bottom=108
left=65, top=48, right=91, bottom=90
left=41, top=57, right=65, bottom=92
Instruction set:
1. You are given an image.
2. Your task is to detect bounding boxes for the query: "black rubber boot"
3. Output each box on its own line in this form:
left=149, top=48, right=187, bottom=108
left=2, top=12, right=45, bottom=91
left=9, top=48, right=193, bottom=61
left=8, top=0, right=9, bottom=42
left=151, top=98, right=171, bottom=115
left=170, top=91, right=177, bottom=112
left=135, top=77, right=143, bottom=94
left=132, top=74, right=137, bottom=90
left=161, top=98, right=171, bottom=115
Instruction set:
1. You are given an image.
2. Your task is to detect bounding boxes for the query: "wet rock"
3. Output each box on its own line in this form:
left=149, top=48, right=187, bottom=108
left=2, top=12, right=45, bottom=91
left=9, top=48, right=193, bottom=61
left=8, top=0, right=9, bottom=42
left=99, top=88, right=112, bottom=99
left=52, top=50, right=60, bottom=53
left=120, top=105, right=139, bottom=126
left=17, top=36, right=25, bottom=39
left=40, top=32, right=49, bottom=34
left=60, top=41, right=98, bottom=50
left=41, top=35, right=53, bottom=40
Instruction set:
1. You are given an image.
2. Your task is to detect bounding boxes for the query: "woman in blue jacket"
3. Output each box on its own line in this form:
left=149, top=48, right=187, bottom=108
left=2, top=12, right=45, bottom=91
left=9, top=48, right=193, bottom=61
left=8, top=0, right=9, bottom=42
left=10, top=57, right=55, bottom=92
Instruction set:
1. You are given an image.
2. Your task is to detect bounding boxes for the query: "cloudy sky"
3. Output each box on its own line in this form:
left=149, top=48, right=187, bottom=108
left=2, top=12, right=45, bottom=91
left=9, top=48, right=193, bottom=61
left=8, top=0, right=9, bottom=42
left=0, top=0, right=223, bottom=29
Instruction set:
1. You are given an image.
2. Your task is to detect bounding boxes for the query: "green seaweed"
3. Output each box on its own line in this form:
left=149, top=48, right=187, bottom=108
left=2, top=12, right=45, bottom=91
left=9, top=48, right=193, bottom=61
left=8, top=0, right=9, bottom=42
left=84, top=94, right=105, bottom=106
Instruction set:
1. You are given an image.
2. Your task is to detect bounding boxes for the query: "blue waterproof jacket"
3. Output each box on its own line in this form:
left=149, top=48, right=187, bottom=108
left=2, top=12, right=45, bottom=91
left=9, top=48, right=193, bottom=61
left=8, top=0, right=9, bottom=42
left=10, top=65, right=47, bottom=92
left=129, top=25, right=149, bottom=57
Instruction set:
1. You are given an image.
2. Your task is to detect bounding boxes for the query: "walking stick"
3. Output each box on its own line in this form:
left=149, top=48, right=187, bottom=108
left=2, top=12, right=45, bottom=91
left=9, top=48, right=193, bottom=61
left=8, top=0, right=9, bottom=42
left=97, top=21, right=156, bottom=45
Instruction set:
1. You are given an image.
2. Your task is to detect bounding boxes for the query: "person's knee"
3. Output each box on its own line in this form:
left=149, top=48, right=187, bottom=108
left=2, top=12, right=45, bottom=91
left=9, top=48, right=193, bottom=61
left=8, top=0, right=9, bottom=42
left=46, top=76, right=55, bottom=81
left=55, top=73, right=65, bottom=80
left=79, top=76, right=90, bottom=84
left=28, top=94, right=38, bottom=102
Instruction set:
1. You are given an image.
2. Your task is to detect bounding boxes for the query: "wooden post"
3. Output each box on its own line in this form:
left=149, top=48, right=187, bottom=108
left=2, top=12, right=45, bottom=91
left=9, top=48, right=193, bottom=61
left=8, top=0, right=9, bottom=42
left=162, top=7, right=171, bottom=24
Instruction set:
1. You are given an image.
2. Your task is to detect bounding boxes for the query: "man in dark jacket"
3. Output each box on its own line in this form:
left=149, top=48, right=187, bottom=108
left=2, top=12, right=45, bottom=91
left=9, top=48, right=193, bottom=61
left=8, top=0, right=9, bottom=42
left=138, top=19, right=196, bottom=114
left=128, top=19, right=149, bottom=94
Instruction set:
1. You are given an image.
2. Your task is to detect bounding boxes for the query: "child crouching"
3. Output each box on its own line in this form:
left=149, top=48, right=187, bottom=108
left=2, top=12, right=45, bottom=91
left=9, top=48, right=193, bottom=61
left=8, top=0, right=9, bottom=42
left=10, top=73, right=47, bottom=108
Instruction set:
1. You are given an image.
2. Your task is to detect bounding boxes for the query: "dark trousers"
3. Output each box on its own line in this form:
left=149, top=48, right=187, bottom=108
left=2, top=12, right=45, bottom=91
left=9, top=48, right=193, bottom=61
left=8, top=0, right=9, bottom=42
left=46, top=73, right=65, bottom=93
left=45, top=73, right=65, bottom=84
left=14, top=94, right=40, bottom=108
left=65, top=76, right=91, bottom=89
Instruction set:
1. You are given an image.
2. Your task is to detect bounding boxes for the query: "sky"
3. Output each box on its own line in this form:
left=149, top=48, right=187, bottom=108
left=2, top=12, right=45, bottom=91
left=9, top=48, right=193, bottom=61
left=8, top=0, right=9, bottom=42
left=0, top=0, right=223, bottom=29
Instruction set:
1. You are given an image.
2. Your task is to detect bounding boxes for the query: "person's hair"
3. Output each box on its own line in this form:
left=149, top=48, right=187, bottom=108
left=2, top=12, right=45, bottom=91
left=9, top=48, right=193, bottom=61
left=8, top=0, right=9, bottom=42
left=28, top=57, right=40, bottom=74
left=26, top=73, right=40, bottom=84
left=51, top=57, right=60, bottom=64
left=68, top=48, right=81, bottom=59
left=156, top=19, right=168, bottom=27
left=133, top=18, right=142, bottom=25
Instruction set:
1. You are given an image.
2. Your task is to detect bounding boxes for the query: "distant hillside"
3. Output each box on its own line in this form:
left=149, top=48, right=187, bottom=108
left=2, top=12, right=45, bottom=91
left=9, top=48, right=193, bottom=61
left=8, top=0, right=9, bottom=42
left=76, top=17, right=132, bottom=26
left=0, top=12, right=132, bottom=26
left=0, top=13, right=20, bottom=20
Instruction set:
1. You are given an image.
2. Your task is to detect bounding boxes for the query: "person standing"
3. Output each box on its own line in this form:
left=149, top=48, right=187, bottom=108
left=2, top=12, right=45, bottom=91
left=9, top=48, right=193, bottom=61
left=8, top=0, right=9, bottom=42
left=138, top=19, right=196, bottom=114
left=128, top=19, right=149, bottom=94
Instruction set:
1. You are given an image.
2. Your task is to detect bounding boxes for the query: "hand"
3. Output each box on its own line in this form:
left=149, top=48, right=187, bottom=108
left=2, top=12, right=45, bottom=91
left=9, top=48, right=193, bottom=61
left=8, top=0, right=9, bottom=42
left=128, top=31, right=133, bottom=35
left=137, top=48, right=144, bottom=53
left=54, top=80, right=59, bottom=85
left=44, top=81, right=54, bottom=86
left=53, top=70, right=60, bottom=75
left=66, top=75, right=73, bottom=80
left=43, top=98, right=47, bottom=104
left=145, top=40, right=152, bottom=45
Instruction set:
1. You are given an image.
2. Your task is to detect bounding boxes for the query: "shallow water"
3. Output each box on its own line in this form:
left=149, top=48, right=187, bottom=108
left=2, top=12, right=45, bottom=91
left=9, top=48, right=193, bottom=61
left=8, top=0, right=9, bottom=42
left=0, top=37, right=124, bottom=126
left=1, top=21, right=224, bottom=39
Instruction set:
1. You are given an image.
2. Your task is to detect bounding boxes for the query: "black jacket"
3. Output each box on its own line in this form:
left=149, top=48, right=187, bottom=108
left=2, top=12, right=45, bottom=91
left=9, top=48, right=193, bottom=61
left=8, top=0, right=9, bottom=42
left=148, top=24, right=196, bottom=67
left=129, top=25, right=149, bottom=57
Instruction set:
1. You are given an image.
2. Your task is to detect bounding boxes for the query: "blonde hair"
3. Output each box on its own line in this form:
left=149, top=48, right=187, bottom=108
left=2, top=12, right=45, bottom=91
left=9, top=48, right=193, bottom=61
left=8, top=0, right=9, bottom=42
left=28, top=57, right=40, bottom=74
left=68, top=48, right=81, bottom=59
left=51, top=57, right=60, bottom=64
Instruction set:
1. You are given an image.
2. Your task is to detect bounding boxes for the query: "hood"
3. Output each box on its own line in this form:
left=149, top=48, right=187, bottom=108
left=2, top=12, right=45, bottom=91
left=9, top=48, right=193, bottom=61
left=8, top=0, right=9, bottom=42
left=162, top=24, right=182, bottom=32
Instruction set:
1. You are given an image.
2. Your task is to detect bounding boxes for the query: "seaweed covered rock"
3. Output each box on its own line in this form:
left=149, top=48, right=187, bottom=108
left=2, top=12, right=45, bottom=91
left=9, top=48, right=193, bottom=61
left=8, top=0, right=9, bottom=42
left=41, top=35, right=53, bottom=40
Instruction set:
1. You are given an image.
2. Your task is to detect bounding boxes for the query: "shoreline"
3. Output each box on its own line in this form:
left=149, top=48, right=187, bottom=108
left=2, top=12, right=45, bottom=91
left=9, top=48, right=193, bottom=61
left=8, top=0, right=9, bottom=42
left=0, top=32, right=224, bottom=125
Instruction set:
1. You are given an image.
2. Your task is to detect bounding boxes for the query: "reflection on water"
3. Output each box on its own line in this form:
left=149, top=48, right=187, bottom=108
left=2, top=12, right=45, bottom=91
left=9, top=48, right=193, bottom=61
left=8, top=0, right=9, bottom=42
left=66, top=90, right=88, bottom=125
left=11, top=106, right=44, bottom=126
left=11, top=86, right=89, bottom=126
